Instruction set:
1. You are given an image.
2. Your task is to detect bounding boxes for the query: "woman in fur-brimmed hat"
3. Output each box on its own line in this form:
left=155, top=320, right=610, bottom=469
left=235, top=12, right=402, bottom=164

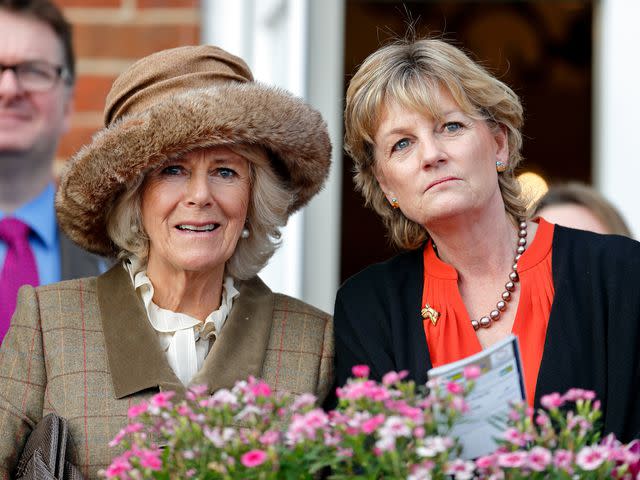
left=0, top=45, right=332, bottom=477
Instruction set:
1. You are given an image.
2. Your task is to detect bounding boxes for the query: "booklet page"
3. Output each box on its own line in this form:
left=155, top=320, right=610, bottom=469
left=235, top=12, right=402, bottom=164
left=427, top=334, right=525, bottom=459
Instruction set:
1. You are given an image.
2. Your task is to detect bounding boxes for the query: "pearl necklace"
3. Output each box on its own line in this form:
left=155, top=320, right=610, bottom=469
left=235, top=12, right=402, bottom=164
left=432, top=220, right=528, bottom=331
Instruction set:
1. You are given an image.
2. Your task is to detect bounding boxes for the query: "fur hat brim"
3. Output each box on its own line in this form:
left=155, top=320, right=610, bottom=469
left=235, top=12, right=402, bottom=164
left=56, top=83, right=331, bottom=256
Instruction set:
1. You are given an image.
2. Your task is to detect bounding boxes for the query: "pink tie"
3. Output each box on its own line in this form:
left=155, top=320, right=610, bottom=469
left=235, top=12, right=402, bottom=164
left=0, top=218, right=39, bottom=342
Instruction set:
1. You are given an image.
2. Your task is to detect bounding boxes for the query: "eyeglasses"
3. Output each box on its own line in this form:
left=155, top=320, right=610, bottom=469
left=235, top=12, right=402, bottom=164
left=0, top=61, right=71, bottom=92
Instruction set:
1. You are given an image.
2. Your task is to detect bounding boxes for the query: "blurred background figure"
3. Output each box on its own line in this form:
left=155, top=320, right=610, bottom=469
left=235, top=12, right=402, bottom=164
left=533, top=182, right=632, bottom=237
left=0, top=0, right=102, bottom=343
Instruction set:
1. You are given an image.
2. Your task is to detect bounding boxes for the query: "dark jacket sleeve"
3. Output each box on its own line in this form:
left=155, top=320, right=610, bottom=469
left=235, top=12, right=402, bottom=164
left=536, top=227, right=640, bottom=442
left=325, top=249, right=429, bottom=409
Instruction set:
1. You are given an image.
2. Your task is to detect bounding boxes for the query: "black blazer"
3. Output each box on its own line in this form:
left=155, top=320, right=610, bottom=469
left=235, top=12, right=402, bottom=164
left=332, top=225, right=640, bottom=442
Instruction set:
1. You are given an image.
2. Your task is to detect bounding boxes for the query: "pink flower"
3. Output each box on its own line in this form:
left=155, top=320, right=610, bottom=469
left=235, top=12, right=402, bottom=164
left=540, top=392, right=564, bottom=410
left=241, top=449, right=268, bottom=468
left=446, top=381, right=464, bottom=395
left=291, top=393, right=317, bottom=410
left=535, top=412, right=550, bottom=426
left=475, top=454, right=496, bottom=469
left=103, top=455, right=132, bottom=477
left=382, top=370, right=408, bottom=386
left=352, top=365, right=370, bottom=378
left=249, top=380, right=272, bottom=397
left=503, top=427, right=525, bottom=447
left=361, top=414, right=385, bottom=434
left=127, top=402, right=148, bottom=419
left=563, top=388, right=596, bottom=402
left=445, top=459, right=476, bottom=480
left=451, top=396, right=469, bottom=413
left=379, top=416, right=411, bottom=439
left=259, top=430, right=280, bottom=446
left=553, top=449, right=573, bottom=471
left=149, top=391, right=174, bottom=409
left=138, top=449, right=162, bottom=470
left=186, top=384, right=209, bottom=401
left=527, top=446, right=552, bottom=472
left=497, top=451, right=527, bottom=469
left=463, top=365, right=481, bottom=380
left=576, top=446, right=608, bottom=471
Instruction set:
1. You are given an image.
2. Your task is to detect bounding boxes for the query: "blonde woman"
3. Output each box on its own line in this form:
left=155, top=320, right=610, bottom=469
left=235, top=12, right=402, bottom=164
left=333, top=38, right=640, bottom=443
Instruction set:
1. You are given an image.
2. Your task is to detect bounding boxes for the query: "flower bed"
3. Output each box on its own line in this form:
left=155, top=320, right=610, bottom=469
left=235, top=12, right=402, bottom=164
left=102, top=367, right=640, bottom=479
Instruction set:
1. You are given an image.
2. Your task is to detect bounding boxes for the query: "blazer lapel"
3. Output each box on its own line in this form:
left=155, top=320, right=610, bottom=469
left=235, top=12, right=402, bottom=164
left=97, top=264, right=184, bottom=399
left=190, top=276, right=274, bottom=393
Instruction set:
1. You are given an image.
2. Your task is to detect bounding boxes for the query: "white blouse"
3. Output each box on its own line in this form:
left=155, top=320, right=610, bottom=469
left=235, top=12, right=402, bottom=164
left=124, top=259, right=239, bottom=386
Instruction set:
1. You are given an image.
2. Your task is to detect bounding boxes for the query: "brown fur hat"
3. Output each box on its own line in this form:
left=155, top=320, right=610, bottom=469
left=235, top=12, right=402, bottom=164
left=56, top=45, right=331, bottom=256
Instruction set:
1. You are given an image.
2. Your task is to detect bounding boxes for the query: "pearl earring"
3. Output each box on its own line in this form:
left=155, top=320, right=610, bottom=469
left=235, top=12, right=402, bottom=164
left=496, top=161, right=507, bottom=173
left=241, top=227, right=250, bottom=239
left=390, top=197, right=399, bottom=209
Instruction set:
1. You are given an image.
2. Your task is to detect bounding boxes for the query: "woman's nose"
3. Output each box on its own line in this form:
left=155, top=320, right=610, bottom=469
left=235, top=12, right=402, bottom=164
left=418, top=135, right=447, bottom=168
left=185, top=172, right=213, bottom=206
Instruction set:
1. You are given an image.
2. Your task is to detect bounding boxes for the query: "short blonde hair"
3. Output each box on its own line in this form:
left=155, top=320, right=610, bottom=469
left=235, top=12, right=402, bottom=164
left=345, top=38, right=527, bottom=249
left=106, top=145, right=292, bottom=280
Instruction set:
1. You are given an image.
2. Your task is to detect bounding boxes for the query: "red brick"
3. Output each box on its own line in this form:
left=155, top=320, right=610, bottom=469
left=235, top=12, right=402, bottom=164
left=56, top=0, right=122, bottom=7
left=74, top=75, right=116, bottom=112
left=74, top=24, right=200, bottom=58
left=138, top=0, right=199, bottom=7
left=57, top=126, right=101, bottom=159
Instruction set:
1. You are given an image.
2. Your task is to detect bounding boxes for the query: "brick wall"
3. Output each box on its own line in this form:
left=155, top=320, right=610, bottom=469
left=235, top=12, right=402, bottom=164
left=53, top=0, right=201, bottom=174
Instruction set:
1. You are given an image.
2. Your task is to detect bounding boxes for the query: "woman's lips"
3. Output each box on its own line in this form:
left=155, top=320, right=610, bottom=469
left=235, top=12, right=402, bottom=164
left=426, top=177, right=460, bottom=191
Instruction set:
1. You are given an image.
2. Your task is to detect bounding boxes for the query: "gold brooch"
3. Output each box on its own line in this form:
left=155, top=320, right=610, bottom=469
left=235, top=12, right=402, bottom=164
left=421, top=303, right=440, bottom=326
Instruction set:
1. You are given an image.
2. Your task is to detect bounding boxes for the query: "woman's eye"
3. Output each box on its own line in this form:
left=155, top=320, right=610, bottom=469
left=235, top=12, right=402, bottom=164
left=443, top=122, right=463, bottom=133
left=217, top=167, right=237, bottom=179
left=161, top=165, right=183, bottom=175
left=392, top=138, right=411, bottom=152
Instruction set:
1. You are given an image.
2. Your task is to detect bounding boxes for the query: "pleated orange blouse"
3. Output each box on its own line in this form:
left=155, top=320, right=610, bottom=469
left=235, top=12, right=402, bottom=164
left=422, top=218, right=555, bottom=405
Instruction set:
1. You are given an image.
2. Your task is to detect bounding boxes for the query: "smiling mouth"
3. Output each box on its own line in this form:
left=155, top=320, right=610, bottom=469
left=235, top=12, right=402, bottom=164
left=176, top=224, right=219, bottom=232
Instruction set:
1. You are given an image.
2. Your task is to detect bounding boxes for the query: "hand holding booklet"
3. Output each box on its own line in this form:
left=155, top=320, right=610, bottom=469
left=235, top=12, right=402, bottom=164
left=427, top=334, right=526, bottom=460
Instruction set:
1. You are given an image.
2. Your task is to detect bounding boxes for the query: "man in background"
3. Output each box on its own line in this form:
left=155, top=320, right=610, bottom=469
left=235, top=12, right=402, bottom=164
left=0, top=0, right=102, bottom=342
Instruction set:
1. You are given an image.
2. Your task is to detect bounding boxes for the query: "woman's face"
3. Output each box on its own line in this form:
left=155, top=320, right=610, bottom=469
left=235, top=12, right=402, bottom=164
left=373, top=87, right=509, bottom=228
left=141, top=146, right=251, bottom=278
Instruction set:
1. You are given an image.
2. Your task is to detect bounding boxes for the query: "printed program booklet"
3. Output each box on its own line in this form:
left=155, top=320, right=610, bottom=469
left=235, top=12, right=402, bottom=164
left=427, top=334, right=526, bottom=460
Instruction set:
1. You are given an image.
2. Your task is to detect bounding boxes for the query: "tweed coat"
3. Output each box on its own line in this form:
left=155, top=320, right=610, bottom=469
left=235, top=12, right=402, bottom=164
left=0, top=264, right=334, bottom=478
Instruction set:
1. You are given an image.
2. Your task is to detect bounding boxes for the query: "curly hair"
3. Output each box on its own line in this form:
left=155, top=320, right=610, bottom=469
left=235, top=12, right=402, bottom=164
left=344, top=38, right=527, bottom=249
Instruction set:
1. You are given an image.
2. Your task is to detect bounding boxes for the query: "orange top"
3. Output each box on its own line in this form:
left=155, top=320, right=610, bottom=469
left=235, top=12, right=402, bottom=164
left=422, top=218, right=555, bottom=405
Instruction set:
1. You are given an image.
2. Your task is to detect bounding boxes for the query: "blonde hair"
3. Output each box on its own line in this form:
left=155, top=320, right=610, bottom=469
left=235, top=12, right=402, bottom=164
left=344, top=38, right=527, bottom=249
left=106, top=144, right=292, bottom=280
left=533, top=182, right=632, bottom=237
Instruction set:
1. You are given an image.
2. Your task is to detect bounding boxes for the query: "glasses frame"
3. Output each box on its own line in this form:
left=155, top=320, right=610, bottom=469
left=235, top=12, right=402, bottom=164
left=0, top=60, right=72, bottom=92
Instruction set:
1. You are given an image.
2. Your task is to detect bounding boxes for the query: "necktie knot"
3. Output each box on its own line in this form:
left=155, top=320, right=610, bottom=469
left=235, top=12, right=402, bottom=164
left=0, top=217, right=31, bottom=246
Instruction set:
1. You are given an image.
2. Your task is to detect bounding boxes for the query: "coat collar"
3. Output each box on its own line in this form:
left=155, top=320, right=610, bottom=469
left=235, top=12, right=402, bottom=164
left=97, top=264, right=275, bottom=400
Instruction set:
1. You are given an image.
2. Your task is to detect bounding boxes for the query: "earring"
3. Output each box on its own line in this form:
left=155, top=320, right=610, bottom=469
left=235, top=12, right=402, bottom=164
left=390, top=197, right=399, bottom=209
left=496, top=161, right=507, bottom=173
left=241, top=227, right=250, bottom=239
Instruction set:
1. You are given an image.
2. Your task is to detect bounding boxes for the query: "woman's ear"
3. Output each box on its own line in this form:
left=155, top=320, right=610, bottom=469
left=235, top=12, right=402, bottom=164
left=494, top=124, right=509, bottom=164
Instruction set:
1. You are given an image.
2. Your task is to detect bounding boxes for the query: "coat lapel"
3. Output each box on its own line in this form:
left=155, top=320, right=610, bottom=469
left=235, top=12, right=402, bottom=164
left=190, top=276, right=275, bottom=393
left=97, top=264, right=183, bottom=399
